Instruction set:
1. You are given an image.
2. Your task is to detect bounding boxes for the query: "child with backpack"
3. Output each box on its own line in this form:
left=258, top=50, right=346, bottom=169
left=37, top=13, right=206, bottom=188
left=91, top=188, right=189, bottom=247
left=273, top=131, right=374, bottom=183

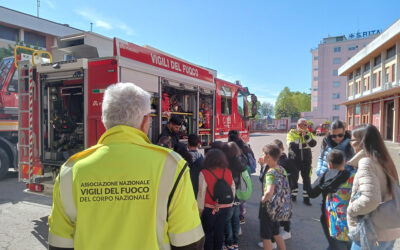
left=308, top=149, right=355, bottom=250
left=197, top=149, right=235, bottom=250
left=259, top=144, right=291, bottom=250
left=222, top=142, right=248, bottom=250
left=188, top=134, right=204, bottom=198
left=272, top=139, right=296, bottom=240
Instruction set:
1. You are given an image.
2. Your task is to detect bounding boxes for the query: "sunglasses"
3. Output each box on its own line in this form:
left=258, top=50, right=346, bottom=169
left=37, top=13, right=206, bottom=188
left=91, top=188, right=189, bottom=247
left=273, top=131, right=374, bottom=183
left=331, top=134, right=344, bottom=139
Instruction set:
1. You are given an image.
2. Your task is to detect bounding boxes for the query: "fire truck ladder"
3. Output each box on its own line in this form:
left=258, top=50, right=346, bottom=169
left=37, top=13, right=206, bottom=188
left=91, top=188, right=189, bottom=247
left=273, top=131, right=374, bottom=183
left=17, top=62, right=35, bottom=184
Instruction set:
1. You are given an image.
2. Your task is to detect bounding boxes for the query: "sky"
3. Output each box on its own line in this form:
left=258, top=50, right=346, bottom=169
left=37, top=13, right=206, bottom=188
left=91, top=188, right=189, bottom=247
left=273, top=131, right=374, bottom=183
left=2, top=0, right=400, bottom=104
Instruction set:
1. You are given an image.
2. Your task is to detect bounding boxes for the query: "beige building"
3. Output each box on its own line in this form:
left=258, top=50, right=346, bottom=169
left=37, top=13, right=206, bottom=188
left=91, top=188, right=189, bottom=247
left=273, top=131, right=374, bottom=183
left=0, top=6, right=81, bottom=52
left=339, top=19, right=400, bottom=143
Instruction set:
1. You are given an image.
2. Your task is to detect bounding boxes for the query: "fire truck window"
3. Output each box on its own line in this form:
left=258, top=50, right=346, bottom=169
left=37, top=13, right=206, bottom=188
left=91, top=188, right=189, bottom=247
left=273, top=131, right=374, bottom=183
left=221, top=86, right=232, bottom=115
left=237, top=91, right=244, bottom=116
left=7, top=70, right=18, bottom=92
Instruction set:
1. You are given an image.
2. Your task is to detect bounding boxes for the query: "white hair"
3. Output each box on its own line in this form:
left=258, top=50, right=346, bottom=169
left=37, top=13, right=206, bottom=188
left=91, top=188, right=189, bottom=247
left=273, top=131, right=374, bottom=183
left=102, top=82, right=151, bottom=130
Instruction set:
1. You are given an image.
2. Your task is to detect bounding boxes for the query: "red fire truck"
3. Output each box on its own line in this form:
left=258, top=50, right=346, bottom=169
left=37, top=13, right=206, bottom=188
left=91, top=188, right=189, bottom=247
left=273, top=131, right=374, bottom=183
left=0, top=50, right=51, bottom=180
left=16, top=32, right=256, bottom=193
left=0, top=56, right=19, bottom=179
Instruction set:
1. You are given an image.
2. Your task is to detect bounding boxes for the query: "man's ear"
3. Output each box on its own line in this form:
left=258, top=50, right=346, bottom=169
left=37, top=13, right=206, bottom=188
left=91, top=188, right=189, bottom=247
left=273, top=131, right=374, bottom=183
left=140, top=115, right=150, bottom=134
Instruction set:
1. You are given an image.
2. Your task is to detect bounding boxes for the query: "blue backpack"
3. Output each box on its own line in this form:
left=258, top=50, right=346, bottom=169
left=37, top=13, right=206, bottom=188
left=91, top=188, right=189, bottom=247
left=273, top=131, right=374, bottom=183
left=246, top=152, right=257, bottom=174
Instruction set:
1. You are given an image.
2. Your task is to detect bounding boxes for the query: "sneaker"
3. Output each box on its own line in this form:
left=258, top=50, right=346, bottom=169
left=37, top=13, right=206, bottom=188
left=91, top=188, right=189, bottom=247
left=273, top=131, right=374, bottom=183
left=240, top=218, right=245, bottom=224
left=303, top=198, right=312, bottom=206
left=281, top=231, right=291, bottom=240
left=291, top=195, right=297, bottom=202
left=232, top=244, right=239, bottom=250
left=257, top=241, right=277, bottom=249
left=224, top=245, right=235, bottom=250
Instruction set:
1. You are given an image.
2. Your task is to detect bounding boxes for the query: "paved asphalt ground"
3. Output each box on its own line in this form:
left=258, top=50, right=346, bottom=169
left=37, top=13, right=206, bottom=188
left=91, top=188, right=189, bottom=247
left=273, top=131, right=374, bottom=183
left=0, top=133, right=399, bottom=249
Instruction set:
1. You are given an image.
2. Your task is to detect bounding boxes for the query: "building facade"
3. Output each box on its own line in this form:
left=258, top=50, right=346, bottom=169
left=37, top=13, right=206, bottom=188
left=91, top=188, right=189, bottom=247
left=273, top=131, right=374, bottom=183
left=0, top=6, right=81, bottom=52
left=304, top=34, right=376, bottom=126
left=339, top=19, right=400, bottom=143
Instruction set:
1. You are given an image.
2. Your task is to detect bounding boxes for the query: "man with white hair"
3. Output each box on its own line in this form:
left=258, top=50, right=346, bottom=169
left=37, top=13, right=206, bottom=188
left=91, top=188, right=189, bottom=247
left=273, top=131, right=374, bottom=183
left=48, top=82, right=204, bottom=250
left=286, top=118, right=317, bottom=206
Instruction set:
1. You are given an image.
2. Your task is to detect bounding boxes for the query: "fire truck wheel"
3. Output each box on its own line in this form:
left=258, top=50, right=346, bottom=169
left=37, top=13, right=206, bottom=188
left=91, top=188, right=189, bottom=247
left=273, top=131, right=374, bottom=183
left=0, top=148, right=10, bottom=180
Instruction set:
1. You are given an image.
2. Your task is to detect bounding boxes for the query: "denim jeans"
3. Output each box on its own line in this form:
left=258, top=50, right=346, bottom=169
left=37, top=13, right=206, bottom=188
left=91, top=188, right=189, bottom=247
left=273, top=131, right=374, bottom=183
left=351, top=240, right=395, bottom=250
left=225, top=204, right=240, bottom=245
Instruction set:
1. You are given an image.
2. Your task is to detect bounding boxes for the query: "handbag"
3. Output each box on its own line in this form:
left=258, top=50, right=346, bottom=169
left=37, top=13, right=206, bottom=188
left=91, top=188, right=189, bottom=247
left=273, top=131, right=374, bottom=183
left=371, top=174, right=400, bottom=230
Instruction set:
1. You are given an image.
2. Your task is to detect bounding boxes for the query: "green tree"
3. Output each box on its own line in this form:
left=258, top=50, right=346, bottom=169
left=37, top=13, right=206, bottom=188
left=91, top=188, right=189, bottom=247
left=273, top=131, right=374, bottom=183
left=292, top=91, right=311, bottom=112
left=0, top=45, right=14, bottom=61
left=259, top=102, right=274, bottom=118
left=274, top=86, right=305, bottom=119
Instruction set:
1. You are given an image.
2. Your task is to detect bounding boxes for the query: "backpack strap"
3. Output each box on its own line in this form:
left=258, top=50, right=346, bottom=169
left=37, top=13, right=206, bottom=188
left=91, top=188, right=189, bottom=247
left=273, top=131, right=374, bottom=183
left=204, top=168, right=225, bottom=202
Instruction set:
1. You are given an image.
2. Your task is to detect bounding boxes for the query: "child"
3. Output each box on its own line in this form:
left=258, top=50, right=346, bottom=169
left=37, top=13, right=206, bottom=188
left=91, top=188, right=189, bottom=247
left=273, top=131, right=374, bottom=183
left=259, top=144, right=287, bottom=250
left=188, top=134, right=204, bottom=197
left=157, top=136, right=172, bottom=149
left=272, top=139, right=296, bottom=240
left=197, top=149, right=235, bottom=250
left=309, top=149, right=355, bottom=250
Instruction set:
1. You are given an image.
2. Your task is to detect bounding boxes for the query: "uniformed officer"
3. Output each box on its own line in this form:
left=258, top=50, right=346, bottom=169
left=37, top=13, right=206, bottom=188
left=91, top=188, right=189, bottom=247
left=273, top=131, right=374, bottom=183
left=159, top=115, right=182, bottom=148
left=286, top=118, right=317, bottom=206
left=48, top=82, right=204, bottom=250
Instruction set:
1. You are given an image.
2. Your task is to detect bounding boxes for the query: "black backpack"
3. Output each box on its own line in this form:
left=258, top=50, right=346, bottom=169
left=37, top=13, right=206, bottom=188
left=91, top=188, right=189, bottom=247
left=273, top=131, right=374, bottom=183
left=205, top=168, right=234, bottom=204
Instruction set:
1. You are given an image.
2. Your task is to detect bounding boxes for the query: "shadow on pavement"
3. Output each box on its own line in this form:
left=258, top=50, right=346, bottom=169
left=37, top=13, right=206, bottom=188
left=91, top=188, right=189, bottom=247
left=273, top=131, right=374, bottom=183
left=0, top=170, right=52, bottom=206
left=32, top=216, right=49, bottom=248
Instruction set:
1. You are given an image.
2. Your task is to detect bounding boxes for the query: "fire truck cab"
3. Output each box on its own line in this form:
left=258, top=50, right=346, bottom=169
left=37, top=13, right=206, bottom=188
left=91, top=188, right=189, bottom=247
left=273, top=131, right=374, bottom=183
left=16, top=32, right=255, bottom=193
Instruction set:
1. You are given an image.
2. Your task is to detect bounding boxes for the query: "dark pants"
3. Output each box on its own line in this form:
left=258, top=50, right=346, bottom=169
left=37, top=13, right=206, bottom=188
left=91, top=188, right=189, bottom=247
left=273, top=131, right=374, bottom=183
left=202, top=207, right=231, bottom=250
left=280, top=221, right=290, bottom=232
left=292, top=164, right=311, bottom=199
left=225, top=204, right=240, bottom=246
left=320, top=213, right=351, bottom=250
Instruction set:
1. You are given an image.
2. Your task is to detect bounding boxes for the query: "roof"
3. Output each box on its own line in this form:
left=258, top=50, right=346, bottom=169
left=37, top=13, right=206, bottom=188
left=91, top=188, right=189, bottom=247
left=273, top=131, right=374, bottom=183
left=0, top=6, right=82, bottom=37
left=339, top=18, right=400, bottom=76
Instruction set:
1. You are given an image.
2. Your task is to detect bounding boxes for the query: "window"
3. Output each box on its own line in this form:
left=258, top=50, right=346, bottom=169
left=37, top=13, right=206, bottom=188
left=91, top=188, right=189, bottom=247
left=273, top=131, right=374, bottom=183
left=333, top=58, right=342, bottom=64
left=313, top=67, right=318, bottom=71
left=332, top=93, right=340, bottom=99
left=333, top=81, right=340, bottom=88
left=333, top=105, right=340, bottom=110
left=333, top=69, right=338, bottom=76
left=364, top=62, right=370, bottom=72
left=355, top=105, right=360, bottom=115
left=312, top=96, right=318, bottom=101
left=374, top=55, right=381, bottom=67
left=314, top=56, right=318, bottom=60
left=313, top=76, right=318, bottom=81
left=348, top=73, right=353, bottom=80
left=220, top=86, right=232, bottom=115
left=336, top=37, right=344, bottom=42
left=313, top=87, right=318, bottom=91
left=372, top=73, right=377, bottom=88
left=387, top=45, right=396, bottom=60
left=0, top=25, right=19, bottom=41
left=332, top=116, right=340, bottom=121
left=237, top=91, right=244, bottom=117
left=355, top=68, right=361, bottom=77
left=348, top=45, right=358, bottom=51
left=7, top=70, right=18, bottom=92
left=334, top=47, right=341, bottom=53
left=24, top=31, right=46, bottom=48
left=313, top=106, right=318, bottom=111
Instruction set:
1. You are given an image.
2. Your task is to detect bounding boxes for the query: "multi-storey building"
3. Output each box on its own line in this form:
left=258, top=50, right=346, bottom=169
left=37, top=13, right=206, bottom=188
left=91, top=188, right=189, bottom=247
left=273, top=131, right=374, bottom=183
left=339, top=19, right=400, bottom=143
left=305, top=34, right=376, bottom=126
left=0, top=6, right=81, bottom=52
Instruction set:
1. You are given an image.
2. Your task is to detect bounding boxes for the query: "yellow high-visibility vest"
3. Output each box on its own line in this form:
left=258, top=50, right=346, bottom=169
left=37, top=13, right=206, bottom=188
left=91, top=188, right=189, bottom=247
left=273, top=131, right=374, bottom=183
left=48, top=125, right=203, bottom=250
